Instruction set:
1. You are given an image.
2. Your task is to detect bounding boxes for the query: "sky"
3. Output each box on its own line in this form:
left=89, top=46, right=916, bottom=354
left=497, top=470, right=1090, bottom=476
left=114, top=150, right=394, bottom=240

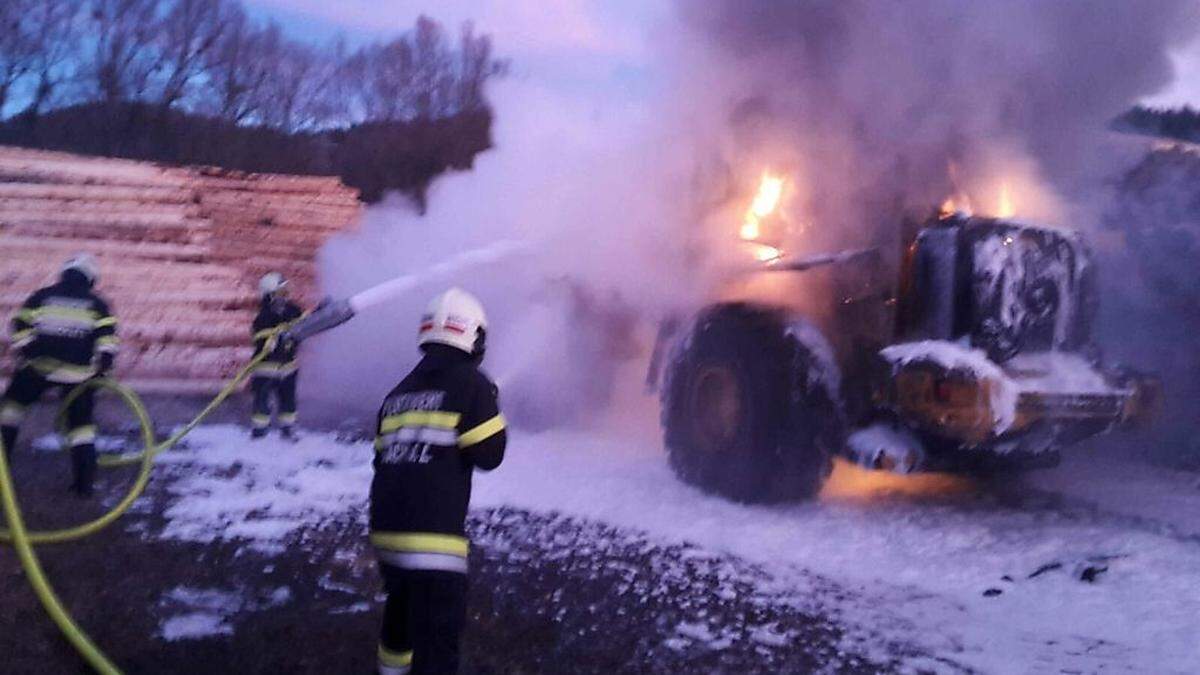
left=246, top=0, right=1199, bottom=109
left=243, top=0, right=670, bottom=98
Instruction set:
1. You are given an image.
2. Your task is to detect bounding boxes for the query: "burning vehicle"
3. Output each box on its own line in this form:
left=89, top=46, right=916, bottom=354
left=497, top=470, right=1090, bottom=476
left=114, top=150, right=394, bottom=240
left=650, top=174, right=1160, bottom=503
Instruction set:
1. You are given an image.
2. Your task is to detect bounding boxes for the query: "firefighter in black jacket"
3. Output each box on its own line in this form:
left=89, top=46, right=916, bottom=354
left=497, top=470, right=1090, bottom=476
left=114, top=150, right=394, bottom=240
left=371, top=287, right=506, bottom=675
left=1, top=254, right=118, bottom=496
left=250, top=272, right=304, bottom=441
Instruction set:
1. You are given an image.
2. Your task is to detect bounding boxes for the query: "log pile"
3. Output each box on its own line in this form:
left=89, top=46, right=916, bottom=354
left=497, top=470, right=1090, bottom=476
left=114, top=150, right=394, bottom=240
left=0, top=146, right=361, bottom=392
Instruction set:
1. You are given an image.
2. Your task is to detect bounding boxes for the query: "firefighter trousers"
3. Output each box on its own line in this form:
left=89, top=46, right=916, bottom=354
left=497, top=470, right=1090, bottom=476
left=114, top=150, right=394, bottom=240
left=378, top=565, right=468, bottom=675
left=251, top=372, right=297, bottom=431
left=0, top=367, right=97, bottom=492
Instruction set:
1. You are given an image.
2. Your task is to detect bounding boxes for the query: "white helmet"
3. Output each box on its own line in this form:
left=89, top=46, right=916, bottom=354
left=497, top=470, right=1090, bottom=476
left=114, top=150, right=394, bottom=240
left=259, top=272, right=287, bottom=296
left=418, top=287, right=488, bottom=355
left=62, top=253, right=99, bottom=285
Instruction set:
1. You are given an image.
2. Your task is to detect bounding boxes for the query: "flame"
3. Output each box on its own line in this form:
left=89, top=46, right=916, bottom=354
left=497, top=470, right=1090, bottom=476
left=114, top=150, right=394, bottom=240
left=746, top=241, right=783, bottom=263
left=820, top=458, right=977, bottom=501
left=938, top=193, right=973, bottom=219
left=740, top=171, right=785, bottom=241
left=739, top=218, right=760, bottom=241
left=996, top=182, right=1015, bottom=218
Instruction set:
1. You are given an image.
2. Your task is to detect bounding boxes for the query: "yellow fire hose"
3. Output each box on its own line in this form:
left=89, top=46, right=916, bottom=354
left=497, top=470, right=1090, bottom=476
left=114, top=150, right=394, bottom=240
left=0, top=340, right=277, bottom=674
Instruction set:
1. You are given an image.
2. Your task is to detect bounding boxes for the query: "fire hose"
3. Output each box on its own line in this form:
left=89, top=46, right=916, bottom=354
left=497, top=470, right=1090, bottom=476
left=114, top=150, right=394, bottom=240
left=0, top=338, right=276, bottom=674
left=0, top=240, right=528, bottom=673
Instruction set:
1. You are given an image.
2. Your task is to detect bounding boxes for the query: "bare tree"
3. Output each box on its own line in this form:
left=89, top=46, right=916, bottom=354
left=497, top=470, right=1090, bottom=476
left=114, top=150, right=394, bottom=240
left=258, top=36, right=316, bottom=131
left=455, top=22, right=506, bottom=114
left=6, top=2, right=504, bottom=132
left=309, top=36, right=350, bottom=126
left=345, top=38, right=417, bottom=123
left=409, top=16, right=453, bottom=119
left=156, top=0, right=231, bottom=110
left=342, top=15, right=505, bottom=124
left=21, top=0, right=82, bottom=117
left=202, top=10, right=275, bottom=123
left=87, top=0, right=164, bottom=105
left=0, top=0, right=37, bottom=115
left=257, top=35, right=345, bottom=132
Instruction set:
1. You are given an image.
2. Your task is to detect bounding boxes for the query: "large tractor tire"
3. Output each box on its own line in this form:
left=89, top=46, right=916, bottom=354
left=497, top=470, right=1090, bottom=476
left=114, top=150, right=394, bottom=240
left=661, top=303, right=844, bottom=503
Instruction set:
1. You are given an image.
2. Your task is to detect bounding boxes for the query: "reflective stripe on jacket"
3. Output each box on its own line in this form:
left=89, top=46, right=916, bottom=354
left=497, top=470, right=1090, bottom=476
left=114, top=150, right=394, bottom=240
left=369, top=344, right=507, bottom=573
left=10, top=277, right=117, bottom=382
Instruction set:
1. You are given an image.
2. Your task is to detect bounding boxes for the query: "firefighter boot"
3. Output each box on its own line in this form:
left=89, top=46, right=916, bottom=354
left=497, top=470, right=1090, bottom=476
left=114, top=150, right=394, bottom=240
left=251, top=427, right=269, bottom=440
left=70, top=443, right=97, bottom=497
left=280, top=427, right=299, bottom=444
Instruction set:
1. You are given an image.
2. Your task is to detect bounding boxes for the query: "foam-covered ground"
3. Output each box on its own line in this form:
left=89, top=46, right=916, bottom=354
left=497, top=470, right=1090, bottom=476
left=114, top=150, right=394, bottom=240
left=144, top=424, right=1200, bottom=673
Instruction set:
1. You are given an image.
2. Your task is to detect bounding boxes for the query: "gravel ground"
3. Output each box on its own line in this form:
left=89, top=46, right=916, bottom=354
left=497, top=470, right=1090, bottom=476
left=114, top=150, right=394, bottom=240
left=0, top=437, right=909, bottom=674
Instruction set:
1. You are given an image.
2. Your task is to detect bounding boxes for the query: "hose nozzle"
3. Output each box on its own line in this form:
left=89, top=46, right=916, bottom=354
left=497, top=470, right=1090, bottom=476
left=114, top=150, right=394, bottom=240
left=282, top=298, right=356, bottom=343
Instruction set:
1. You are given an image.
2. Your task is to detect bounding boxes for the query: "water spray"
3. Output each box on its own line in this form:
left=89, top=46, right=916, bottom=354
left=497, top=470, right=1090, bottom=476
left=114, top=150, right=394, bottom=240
left=284, top=240, right=530, bottom=343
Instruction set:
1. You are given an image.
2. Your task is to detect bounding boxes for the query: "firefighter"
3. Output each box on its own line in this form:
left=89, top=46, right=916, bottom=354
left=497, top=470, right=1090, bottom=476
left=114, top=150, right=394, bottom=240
left=0, top=254, right=118, bottom=497
left=250, top=272, right=303, bottom=441
left=370, top=287, right=506, bottom=675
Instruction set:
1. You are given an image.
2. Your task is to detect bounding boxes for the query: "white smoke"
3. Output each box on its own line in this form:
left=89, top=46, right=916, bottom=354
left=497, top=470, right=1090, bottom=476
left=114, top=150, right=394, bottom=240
left=302, top=0, right=1200, bottom=432
left=302, top=73, right=695, bottom=428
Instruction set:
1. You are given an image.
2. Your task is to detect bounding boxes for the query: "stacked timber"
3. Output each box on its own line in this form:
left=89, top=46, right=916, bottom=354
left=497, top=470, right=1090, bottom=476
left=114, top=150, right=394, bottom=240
left=0, top=146, right=361, bottom=392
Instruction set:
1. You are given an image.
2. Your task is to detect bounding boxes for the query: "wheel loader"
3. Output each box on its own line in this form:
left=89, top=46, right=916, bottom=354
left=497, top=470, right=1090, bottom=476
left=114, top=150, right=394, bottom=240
left=650, top=208, right=1160, bottom=503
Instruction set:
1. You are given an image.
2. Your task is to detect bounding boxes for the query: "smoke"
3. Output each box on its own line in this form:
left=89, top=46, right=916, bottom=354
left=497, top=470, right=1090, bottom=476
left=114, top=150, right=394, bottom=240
left=672, top=1, right=1197, bottom=241
left=302, top=0, right=1200, bottom=443
left=1100, top=147, right=1200, bottom=468
left=301, top=71, right=695, bottom=428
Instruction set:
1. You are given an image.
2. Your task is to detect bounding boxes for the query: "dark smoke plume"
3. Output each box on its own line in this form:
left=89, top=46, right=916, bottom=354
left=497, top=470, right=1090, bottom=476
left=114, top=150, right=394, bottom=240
left=675, top=0, right=1198, bottom=243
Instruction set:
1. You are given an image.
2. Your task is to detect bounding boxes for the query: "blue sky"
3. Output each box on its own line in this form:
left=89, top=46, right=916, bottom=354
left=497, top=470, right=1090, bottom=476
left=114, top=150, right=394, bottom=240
left=243, top=0, right=668, bottom=99
left=246, top=1, right=1199, bottom=110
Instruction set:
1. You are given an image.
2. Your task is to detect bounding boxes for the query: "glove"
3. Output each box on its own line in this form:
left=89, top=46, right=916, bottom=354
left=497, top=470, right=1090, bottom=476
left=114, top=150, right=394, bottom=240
left=97, top=352, right=115, bottom=377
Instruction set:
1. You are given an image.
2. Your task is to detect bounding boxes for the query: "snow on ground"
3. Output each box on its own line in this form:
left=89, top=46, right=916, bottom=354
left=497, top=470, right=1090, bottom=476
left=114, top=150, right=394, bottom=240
left=473, top=428, right=1200, bottom=674
left=160, top=612, right=233, bottom=642
left=151, top=424, right=1200, bottom=673
left=156, top=584, right=293, bottom=641
left=153, top=426, right=370, bottom=553
left=1024, top=450, right=1200, bottom=540
left=156, top=585, right=291, bottom=641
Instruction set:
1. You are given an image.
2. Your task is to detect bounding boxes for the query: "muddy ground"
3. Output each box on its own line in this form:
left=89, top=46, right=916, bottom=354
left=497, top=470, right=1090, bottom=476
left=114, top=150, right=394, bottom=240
left=0, top=426, right=907, bottom=675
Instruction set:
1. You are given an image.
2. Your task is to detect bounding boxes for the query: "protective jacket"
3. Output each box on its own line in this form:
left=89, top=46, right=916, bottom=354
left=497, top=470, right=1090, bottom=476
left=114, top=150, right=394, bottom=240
left=9, top=270, right=118, bottom=383
left=251, top=298, right=302, bottom=376
left=370, top=344, right=506, bottom=574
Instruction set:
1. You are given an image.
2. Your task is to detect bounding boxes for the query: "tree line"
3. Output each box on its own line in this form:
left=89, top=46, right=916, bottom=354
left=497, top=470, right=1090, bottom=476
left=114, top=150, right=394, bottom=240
left=0, top=0, right=507, bottom=204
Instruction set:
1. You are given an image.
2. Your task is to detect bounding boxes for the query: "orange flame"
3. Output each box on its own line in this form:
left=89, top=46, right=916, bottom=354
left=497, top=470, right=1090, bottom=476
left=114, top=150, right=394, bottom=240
left=740, top=171, right=785, bottom=241
left=996, top=182, right=1015, bottom=218
left=938, top=193, right=973, bottom=219
left=820, top=458, right=977, bottom=501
